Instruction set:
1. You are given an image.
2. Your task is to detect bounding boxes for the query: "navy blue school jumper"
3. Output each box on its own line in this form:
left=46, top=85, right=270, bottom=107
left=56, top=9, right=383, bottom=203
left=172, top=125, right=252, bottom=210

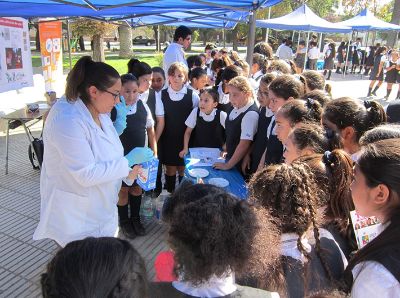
left=250, top=107, right=272, bottom=173
left=146, top=89, right=157, bottom=122
left=190, top=108, right=225, bottom=149
left=160, top=89, right=193, bottom=166
left=369, top=54, right=385, bottom=81
left=225, top=102, right=258, bottom=169
left=385, top=60, right=398, bottom=83
left=213, top=85, right=233, bottom=114
left=264, top=119, right=284, bottom=165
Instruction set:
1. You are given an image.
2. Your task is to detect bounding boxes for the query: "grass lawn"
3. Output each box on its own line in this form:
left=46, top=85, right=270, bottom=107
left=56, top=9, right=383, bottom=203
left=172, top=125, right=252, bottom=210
left=31, top=51, right=162, bottom=74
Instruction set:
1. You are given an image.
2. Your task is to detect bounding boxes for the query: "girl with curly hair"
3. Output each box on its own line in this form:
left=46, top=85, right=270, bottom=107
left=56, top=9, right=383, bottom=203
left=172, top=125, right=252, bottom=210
left=248, top=163, right=347, bottom=297
left=150, top=183, right=280, bottom=297
left=344, top=139, right=400, bottom=297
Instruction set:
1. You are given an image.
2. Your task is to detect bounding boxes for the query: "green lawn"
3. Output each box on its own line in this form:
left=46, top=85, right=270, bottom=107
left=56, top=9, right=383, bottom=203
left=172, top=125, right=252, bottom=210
left=31, top=51, right=162, bottom=74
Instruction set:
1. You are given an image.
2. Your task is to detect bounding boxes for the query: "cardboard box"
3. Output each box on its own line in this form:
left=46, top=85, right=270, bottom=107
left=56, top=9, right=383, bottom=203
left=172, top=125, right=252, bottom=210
left=137, top=158, right=159, bottom=191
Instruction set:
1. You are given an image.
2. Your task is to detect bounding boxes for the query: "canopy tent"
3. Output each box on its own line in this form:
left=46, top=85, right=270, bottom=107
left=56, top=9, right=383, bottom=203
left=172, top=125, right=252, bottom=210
left=336, top=8, right=400, bottom=31
left=256, top=4, right=352, bottom=33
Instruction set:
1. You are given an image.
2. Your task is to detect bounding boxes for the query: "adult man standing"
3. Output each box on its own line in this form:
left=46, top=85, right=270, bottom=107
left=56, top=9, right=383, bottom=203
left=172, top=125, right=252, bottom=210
left=163, top=26, right=192, bottom=73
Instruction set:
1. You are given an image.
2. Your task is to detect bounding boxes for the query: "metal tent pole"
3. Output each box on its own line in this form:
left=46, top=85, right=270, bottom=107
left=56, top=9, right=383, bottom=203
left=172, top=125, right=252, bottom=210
left=246, top=10, right=256, bottom=68
left=361, top=31, right=369, bottom=78
left=265, top=7, right=271, bottom=42
left=66, top=19, right=72, bottom=71
left=303, top=31, right=310, bottom=72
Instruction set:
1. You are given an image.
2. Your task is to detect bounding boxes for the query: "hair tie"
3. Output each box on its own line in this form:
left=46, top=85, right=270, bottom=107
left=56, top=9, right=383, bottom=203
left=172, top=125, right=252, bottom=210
left=323, top=151, right=334, bottom=166
left=364, top=100, right=372, bottom=109
left=305, top=97, right=314, bottom=109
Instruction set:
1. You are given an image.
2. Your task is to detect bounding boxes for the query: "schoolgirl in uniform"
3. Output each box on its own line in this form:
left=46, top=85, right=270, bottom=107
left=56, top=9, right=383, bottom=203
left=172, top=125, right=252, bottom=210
left=259, top=74, right=306, bottom=168
left=214, top=65, right=243, bottom=113
left=367, top=46, right=387, bottom=97
left=213, top=76, right=259, bottom=173
left=248, top=162, right=348, bottom=297
left=250, top=53, right=267, bottom=91
left=156, top=62, right=200, bottom=193
left=242, top=73, right=275, bottom=175
left=321, top=97, right=386, bottom=157
left=151, top=67, right=166, bottom=93
left=111, top=74, right=156, bottom=238
left=323, top=42, right=336, bottom=80
left=187, top=67, right=207, bottom=95
left=179, top=87, right=226, bottom=157
left=384, top=49, right=399, bottom=100
left=345, top=139, right=400, bottom=297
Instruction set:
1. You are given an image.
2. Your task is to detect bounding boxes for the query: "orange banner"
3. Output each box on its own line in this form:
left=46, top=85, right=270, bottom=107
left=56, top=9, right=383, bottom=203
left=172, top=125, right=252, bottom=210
left=39, top=21, right=62, bottom=92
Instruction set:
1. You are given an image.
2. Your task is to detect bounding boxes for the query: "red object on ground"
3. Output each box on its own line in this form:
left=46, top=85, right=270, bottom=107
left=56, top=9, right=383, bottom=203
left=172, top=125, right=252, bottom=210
left=154, top=250, right=177, bottom=282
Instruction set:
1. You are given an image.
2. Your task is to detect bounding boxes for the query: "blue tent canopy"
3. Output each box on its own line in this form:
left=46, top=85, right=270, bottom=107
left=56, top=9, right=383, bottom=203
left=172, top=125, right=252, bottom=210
left=336, top=8, right=400, bottom=31
left=256, top=4, right=352, bottom=33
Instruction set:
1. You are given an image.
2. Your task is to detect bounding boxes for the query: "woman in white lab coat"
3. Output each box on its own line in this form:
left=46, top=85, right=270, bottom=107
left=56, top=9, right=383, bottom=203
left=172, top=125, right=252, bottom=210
left=33, top=56, right=153, bottom=247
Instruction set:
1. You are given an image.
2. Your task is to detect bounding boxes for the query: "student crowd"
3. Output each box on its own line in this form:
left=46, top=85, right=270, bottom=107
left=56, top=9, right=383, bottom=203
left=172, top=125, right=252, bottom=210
left=34, top=25, right=400, bottom=298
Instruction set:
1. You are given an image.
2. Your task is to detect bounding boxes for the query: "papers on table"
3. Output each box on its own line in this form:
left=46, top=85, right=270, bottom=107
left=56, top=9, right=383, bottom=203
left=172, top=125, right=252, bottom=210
left=188, top=147, right=225, bottom=167
left=350, top=210, right=382, bottom=249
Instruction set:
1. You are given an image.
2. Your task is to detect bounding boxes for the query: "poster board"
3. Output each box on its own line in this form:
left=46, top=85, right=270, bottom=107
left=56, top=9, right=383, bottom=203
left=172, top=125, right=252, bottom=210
left=0, top=17, right=33, bottom=93
left=350, top=210, right=382, bottom=249
left=39, top=21, right=62, bottom=92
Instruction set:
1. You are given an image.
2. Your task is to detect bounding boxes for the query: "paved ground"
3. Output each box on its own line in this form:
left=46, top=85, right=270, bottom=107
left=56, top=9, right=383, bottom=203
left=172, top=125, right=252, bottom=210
left=0, top=74, right=398, bottom=297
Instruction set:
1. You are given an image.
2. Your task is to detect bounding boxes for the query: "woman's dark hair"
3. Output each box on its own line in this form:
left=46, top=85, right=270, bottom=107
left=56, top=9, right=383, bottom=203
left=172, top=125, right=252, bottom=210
left=344, top=139, right=400, bottom=292
left=210, top=57, right=225, bottom=72
left=121, top=73, right=138, bottom=85
left=168, top=184, right=263, bottom=285
left=289, top=123, right=330, bottom=154
left=249, top=163, right=334, bottom=287
left=328, top=43, right=336, bottom=57
left=268, top=74, right=306, bottom=100
left=41, top=237, right=148, bottom=298
left=360, top=124, right=400, bottom=145
left=252, top=53, right=268, bottom=73
left=374, top=46, right=387, bottom=57
left=298, top=150, right=355, bottom=238
left=221, top=65, right=243, bottom=82
left=322, top=97, right=387, bottom=142
left=173, top=25, right=192, bottom=41
left=260, top=73, right=277, bottom=86
left=253, top=42, right=273, bottom=59
left=302, top=90, right=331, bottom=107
left=205, top=43, right=215, bottom=51
left=267, top=60, right=292, bottom=74
left=151, top=66, right=165, bottom=79
left=278, top=99, right=322, bottom=126
left=189, top=67, right=207, bottom=81
left=65, top=56, right=120, bottom=104
left=127, top=58, right=152, bottom=79
left=186, top=55, right=202, bottom=69
left=302, top=70, right=325, bottom=92
left=200, top=87, right=219, bottom=103
left=211, top=49, right=218, bottom=58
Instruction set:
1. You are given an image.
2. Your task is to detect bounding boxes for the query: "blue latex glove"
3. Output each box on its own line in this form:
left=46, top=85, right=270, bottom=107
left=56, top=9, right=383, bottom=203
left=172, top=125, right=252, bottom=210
left=125, top=147, right=154, bottom=167
left=113, top=96, right=129, bottom=135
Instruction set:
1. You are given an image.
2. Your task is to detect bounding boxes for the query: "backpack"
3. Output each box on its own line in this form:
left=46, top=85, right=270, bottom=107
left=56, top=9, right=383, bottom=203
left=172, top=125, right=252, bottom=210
left=27, top=127, right=44, bottom=170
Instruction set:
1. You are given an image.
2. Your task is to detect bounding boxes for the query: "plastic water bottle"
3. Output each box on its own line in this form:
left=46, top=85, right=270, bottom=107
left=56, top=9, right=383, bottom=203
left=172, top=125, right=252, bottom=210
left=141, top=195, right=154, bottom=223
left=154, top=190, right=169, bottom=221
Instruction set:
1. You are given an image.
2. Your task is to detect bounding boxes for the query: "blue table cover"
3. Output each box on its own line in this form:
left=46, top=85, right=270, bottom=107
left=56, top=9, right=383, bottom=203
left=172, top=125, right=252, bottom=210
left=184, top=157, right=248, bottom=200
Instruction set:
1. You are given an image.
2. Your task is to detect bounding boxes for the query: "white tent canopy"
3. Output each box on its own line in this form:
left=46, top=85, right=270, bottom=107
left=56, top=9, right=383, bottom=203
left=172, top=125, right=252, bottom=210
left=336, top=9, right=400, bottom=31
left=256, top=4, right=352, bottom=33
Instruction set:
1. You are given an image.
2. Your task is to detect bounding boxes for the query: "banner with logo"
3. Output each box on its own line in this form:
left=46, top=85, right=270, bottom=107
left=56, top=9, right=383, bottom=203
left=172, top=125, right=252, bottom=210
left=39, top=21, right=62, bottom=92
left=0, top=17, right=33, bottom=93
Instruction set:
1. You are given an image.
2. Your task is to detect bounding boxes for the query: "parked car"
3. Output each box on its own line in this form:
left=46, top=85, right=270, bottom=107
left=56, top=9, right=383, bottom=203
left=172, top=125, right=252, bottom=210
left=132, top=36, right=156, bottom=46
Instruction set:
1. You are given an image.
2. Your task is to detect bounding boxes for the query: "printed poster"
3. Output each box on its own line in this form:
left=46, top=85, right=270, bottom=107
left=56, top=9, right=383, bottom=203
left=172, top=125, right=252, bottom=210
left=350, top=210, right=381, bottom=249
left=0, top=17, right=33, bottom=93
left=39, top=21, right=62, bottom=92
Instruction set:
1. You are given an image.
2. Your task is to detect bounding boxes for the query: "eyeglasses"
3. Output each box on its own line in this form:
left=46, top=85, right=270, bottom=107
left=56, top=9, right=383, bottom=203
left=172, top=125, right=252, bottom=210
left=103, top=89, right=120, bottom=102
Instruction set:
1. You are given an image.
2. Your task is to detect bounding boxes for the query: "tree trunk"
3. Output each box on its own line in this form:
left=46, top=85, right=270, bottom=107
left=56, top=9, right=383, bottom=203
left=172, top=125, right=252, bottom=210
left=34, top=24, right=40, bottom=51
left=232, top=26, right=238, bottom=51
left=387, top=0, right=400, bottom=47
left=153, top=25, right=160, bottom=51
left=261, top=28, right=267, bottom=43
left=79, top=36, right=85, bottom=51
left=93, top=34, right=105, bottom=62
left=118, top=25, right=132, bottom=58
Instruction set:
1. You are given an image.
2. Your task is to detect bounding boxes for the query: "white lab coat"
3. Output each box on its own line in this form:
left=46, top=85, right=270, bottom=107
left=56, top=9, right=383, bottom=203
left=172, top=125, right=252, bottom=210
left=33, top=97, right=131, bottom=247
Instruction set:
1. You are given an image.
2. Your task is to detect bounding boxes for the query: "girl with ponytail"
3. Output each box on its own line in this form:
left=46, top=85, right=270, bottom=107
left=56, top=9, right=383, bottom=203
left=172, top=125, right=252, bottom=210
left=322, top=97, right=386, bottom=158
left=248, top=163, right=347, bottom=297
left=345, top=139, right=400, bottom=297
left=275, top=98, right=322, bottom=143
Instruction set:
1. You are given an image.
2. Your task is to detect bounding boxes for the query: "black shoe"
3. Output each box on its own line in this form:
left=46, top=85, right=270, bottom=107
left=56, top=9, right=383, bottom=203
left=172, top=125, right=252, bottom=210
left=132, top=218, right=146, bottom=236
left=120, top=220, right=136, bottom=239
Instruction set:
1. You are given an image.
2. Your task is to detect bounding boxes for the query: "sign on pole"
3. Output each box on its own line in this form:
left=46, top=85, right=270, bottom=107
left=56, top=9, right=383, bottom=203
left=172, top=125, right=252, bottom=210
left=0, top=17, right=33, bottom=93
left=39, top=21, right=63, bottom=92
